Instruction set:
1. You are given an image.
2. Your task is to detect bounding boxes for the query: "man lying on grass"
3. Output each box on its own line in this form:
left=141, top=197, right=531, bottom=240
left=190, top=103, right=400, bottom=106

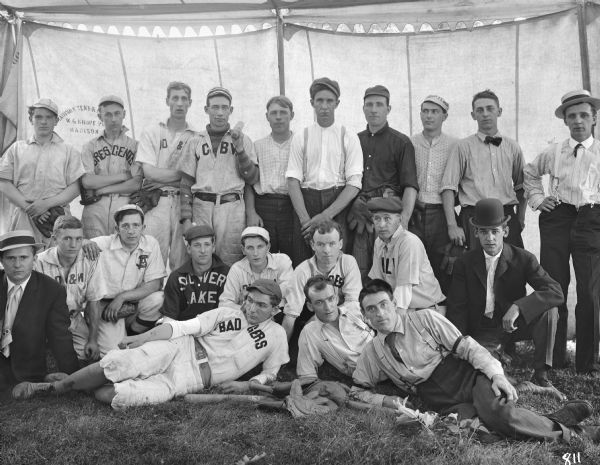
left=350, top=279, right=600, bottom=443
left=12, top=279, right=289, bottom=409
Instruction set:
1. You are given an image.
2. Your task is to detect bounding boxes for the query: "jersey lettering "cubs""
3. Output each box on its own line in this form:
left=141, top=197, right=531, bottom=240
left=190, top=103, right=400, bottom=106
left=92, top=145, right=135, bottom=166
left=327, top=274, right=345, bottom=288
left=247, top=325, right=268, bottom=350
left=197, top=141, right=238, bottom=159
left=218, top=318, right=242, bottom=332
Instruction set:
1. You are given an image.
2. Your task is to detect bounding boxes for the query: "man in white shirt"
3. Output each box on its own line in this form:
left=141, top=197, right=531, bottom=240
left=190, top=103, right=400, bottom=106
left=367, top=196, right=445, bottom=312
left=13, top=280, right=289, bottom=410
left=219, top=226, right=292, bottom=311
left=297, top=276, right=373, bottom=382
left=286, top=77, right=363, bottom=265
left=524, top=89, right=600, bottom=375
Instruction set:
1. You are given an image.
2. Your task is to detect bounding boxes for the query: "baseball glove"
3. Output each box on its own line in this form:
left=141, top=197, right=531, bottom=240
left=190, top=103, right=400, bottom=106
left=285, top=379, right=338, bottom=418
left=35, top=206, right=64, bottom=238
left=347, top=196, right=373, bottom=235
left=100, top=300, right=138, bottom=321
left=130, top=187, right=161, bottom=214
left=438, top=242, right=466, bottom=276
left=78, top=177, right=101, bottom=206
left=307, top=381, right=350, bottom=407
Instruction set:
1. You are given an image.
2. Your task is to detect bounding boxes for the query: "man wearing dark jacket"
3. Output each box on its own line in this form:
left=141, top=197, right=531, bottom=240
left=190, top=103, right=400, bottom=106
left=447, top=199, right=562, bottom=387
left=161, top=225, right=229, bottom=321
left=0, top=230, right=78, bottom=388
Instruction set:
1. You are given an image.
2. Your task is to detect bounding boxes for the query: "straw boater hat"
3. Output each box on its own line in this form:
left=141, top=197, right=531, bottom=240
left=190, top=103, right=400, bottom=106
left=469, top=198, right=510, bottom=228
left=554, top=89, right=600, bottom=118
left=0, top=230, right=44, bottom=253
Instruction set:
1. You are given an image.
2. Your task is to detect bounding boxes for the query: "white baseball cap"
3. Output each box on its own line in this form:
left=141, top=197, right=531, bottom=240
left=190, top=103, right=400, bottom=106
left=241, top=226, right=270, bottom=243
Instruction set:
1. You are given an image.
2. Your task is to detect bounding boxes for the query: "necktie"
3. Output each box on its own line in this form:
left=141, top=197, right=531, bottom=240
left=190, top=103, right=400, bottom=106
left=484, top=135, right=502, bottom=147
left=1, top=285, right=22, bottom=357
left=484, top=257, right=495, bottom=319
left=384, top=332, right=404, bottom=364
left=573, top=143, right=583, bottom=158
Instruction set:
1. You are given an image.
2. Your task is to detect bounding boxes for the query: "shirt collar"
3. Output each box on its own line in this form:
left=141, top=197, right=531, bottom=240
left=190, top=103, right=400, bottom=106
left=375, top=309, right=404, bottom=342
left=383, top=225, right=405, bottom=246
left=418, top=131, right=442, bottom=145
left=27, top=132, right=64, bottom=145
left=98, top=126, right=129, bottom=141
left=476, top=131, right=501, bottom=142
left=483, top=246, right=503, bottom=261
left=7, top=274, right=32, bottom=293
left=158, top=120, right=200, bottom=134
left=109, top=234, right=150, bottom=252
left=366, top=122, right=389, bottom=136
left=569, top=136, right=594, bottom=149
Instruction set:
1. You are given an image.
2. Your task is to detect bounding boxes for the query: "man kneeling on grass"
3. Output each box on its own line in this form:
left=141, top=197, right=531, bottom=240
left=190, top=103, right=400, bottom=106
left=350, top=279, right=600, bottom=442
left=13, top=279, right=289, bottom=409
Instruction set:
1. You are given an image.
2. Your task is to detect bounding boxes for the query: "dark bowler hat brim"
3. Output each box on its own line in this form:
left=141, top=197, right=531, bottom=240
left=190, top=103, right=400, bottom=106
left=469, top=198, right=510, bottom=228
left=0, top=230, right=44, bottom=253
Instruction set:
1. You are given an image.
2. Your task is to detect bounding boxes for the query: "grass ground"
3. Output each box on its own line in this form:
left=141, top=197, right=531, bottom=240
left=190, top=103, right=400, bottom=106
left=1, top=344, right=599, bottom=465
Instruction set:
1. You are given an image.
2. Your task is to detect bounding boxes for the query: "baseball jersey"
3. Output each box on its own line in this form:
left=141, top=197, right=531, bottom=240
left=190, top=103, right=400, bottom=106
left=180, top=128, right=256, bottom=194
left=136, top=121, right=198, bottom=190
left=286, top=123, right=363, bottom=190
left=168, top=306, right=289, bottom=385
left=219, top=253, right=293, bottom=310
left=34, top=248, right=106, bottom=311
left=81, top=128, right=139, bottom=179
left=297, top=305, right=374, bottom=379
left=91, top=234, right=166, bottom=299
left=285, top=253, right=362, bottom=317
left=0, top=133, right=84, bottom=200
left=369, top=227, right=444, bottom=309
left=162, top=255, right=230, bottom=320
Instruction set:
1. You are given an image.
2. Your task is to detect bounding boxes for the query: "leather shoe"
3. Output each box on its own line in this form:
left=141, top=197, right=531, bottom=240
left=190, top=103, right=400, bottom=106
left=546, top=400, right=594, bottom=427
left=571, top=425, right=600, bottom=443
left=531, top=369, right=552, bottom=388
left=12, top=382, right=53, bottom=400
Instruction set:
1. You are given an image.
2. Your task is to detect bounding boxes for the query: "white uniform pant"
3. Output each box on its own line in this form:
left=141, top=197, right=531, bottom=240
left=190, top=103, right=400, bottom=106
left=192, top=197, right=244, bottom=266
left=144, top=195, right=187, bottom=270
left=70, top=291, right=164, bottom=359
left=82, top=194, right=131, bottom=239
left=100, top=336, right=204, bottom=409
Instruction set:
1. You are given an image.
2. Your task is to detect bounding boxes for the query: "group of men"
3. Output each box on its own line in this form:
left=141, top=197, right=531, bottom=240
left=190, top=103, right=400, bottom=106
left=1, top=78, right=600, bottom=444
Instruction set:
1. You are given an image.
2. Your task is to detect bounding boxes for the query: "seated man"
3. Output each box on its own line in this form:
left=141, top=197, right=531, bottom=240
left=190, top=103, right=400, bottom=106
left=367, top=196, right=445, bottom=312
left=35, top=215, right=108, bottom=361
left=446, top=198, right=562, bottom=387
left=0, top=231, right=78, bottom=388
left=219, top=226, right=293, bottom=310
left=351, top=279, right=599, bottom=442
left=13, top=280, right=289, bottom=410
left=89, top=204, right=166, bottom=343
left=297, top=276, right=374, bottom=382
left=283, top=220, right=362, bottom=348
left=161, top=225, right=229, bottom=321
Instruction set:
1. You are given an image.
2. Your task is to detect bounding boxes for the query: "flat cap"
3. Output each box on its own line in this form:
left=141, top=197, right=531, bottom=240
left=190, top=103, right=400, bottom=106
left=310, top=77, right=340, bottom=99
left=364, top=85, right=390, bottom=101
left=366, top=196, right=403, bottom=213
left=29, top=98, right=59, bottom=116
left=184, top=225, right=215, bottom=243
left=98, top=95, right=125, bottom=108
left=246, top=279, right=283, bottom=306
left=422, top=95, right=449, bottom=112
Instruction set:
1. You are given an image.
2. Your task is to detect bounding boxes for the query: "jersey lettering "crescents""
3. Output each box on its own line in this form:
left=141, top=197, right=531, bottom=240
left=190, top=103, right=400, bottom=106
left=247, top=324, right=267, bottom=350
left=92, top=145, right=135, bottom=166
left=218, top=318, right=242, bottom=333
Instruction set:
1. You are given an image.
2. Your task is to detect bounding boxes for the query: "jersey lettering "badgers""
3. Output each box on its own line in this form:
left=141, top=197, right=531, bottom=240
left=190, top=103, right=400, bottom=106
left=218, top=318, right=242, bottom=332
left=247, top=325, right=268, bottom=350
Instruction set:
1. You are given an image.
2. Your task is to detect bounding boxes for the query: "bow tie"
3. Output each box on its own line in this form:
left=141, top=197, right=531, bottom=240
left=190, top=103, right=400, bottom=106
left=484, top=136, right=502, bottom=146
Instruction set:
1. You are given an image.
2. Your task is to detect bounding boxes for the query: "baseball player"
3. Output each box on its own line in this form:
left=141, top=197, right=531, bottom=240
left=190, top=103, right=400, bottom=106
left=179, top=87, right=259, bottom=266
left=0, top=98, right=84, bottom=244
left=34, top=215, right=112, bottom=361
left=161, top=225, right=230, bottom=321
left=283, top=219, right=362, bottom=363
left=219, top=226, right=293, bottom=310
left=79, top=95, right=142, bottom=239
left=367, top=197, right=445, bottom=312
left=89, top=204, right=166, bottom=342
left=297, top=276, right=374, bottom=382
left=135, top=81, right=198, bottom=269
left=13, top=280, right=289, bottom=410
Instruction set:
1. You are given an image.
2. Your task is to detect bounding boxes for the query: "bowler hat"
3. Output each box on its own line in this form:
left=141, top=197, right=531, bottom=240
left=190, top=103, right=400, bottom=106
left=469, top=198, right=510, bottom=228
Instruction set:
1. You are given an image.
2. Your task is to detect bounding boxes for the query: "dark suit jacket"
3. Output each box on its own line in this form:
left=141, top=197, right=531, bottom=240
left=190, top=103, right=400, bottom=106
left=0, top=270, right=78, bottom=384
left=446, top=243, right=563, bottom=336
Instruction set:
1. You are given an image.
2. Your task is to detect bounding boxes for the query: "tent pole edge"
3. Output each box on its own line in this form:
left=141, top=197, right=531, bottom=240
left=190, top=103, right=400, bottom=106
left=577, top=0, right=591, bottom=90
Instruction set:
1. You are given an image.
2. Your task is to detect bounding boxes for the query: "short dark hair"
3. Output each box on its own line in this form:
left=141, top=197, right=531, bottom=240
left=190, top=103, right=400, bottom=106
left=311, top=219, right=343, bottom=242
left=114, top=209, right=144, bottom=226
left=358, top=279, right=394, bottom=311
left=266, top=95, right=294, bottom=113
left=241, top=235, right=269, bottom=247
left=166, top=81, right=191, bottom=100
left=471, top=89, right=500, bottom=110
left=53, top=215, right=83, bottom=234
left=303, top=275, right=335, bottom=303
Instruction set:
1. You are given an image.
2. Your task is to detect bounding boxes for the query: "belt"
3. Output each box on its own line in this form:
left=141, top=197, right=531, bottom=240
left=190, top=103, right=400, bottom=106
left=576, top=203, right=598, bottom=211
left=194, top=338, right=212, bottom=387
left=414, top=299, right=447, bottom=311
left=301, top=185, right=344, bottom=195
left=160, top=190, right=180, bottom=197
left=256, top=193, right=290, bottom=201
left=422, top=203, right=444, bottom=210
left=193, top=192, right=241, bottom=205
